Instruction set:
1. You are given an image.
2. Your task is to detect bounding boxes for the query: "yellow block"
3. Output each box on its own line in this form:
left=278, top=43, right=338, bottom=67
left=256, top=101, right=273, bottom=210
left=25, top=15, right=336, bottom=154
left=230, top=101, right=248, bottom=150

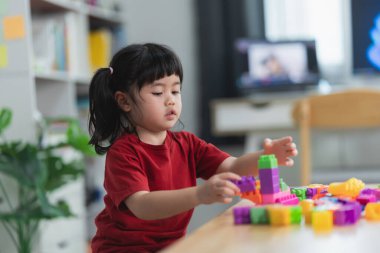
left=328, top=177, right=365, bottom=198
left=268, top=205, right=290, bottom=226
left=312, top=210, right=333, bottom=232
left=300, top=199, right=314, bottom=224
left=365, top=203, right=380, bottom=221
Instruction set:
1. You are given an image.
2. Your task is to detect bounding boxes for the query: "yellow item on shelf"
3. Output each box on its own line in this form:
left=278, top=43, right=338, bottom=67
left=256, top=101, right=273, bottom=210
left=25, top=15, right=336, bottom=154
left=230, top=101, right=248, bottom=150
left=327, top=177, right=365, bottom=198
left=88, top=29, right=112, bottom=72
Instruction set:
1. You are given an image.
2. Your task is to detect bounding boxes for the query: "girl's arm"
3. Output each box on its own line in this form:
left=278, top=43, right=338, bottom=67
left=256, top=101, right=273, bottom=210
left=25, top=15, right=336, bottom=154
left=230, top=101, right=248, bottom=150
left=124, top=172, right=241, bottom=220
left=216, top=136, right=298, bottom=176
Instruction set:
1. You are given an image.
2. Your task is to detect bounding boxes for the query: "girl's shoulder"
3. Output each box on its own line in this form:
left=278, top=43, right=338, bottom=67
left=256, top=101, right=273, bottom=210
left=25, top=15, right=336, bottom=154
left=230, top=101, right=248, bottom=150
left=168, top=130, right=204, bottom=144
left=108, top=133, right=140, bottom=152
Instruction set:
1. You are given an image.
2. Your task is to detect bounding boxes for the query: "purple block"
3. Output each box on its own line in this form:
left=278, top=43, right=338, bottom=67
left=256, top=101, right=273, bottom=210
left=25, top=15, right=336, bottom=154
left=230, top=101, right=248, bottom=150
left=233, top=206, right=251, bottom=224
left=357, top=194, right=376, bottom=207
left=231, top=176, right=256, bottom=193
left=259, top=168, right=280, bottom=194
left=306, top=188, right=318, bottom=198
left=360, top=188, right=380, bottom=201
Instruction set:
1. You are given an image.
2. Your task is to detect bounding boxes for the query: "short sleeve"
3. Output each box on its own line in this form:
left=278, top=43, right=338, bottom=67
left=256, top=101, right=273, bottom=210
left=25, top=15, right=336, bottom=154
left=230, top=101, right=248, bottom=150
left=104, top=145, right=149, bottom=208
left=186, top=133, right=230, bottom=180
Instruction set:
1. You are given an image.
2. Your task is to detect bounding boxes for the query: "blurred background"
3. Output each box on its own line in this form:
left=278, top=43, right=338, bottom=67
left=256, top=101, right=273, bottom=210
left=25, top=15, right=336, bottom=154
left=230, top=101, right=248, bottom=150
left=1, top=0, right=380, bottom=252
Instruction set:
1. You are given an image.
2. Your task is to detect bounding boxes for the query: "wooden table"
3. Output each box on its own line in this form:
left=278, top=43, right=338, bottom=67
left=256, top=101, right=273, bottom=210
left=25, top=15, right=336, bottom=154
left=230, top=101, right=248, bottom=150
left=160, top=199, right=380, bottom=253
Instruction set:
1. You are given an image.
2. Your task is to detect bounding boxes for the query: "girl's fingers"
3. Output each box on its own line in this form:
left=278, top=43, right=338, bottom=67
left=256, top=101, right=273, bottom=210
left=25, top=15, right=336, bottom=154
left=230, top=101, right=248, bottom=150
left=218, top=172, right=241, bottom=181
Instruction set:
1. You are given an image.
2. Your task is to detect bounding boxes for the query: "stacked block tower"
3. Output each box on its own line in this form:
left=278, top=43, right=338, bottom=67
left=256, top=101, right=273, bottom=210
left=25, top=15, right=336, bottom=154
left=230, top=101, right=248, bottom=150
left=231, top=154, right=380, bottom=232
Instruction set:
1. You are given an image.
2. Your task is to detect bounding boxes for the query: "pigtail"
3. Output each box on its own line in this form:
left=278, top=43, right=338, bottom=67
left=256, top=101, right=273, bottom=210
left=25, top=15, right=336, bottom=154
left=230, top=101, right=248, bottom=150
left=88, top=68, right=121, bottom=155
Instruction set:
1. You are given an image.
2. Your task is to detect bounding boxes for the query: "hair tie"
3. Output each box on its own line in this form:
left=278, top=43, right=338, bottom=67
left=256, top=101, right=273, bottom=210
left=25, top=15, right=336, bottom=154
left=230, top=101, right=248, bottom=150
left=109, top=67, right=113, bottom=75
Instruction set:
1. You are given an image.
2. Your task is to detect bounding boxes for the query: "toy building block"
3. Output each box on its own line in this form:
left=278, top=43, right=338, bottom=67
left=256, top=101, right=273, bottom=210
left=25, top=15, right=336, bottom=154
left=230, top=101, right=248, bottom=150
left=280, top=178, right=290, bottom=191
left=333, top=201, right=361, bottom=225
left=291, top=187, right=307, bottom=201
left=300, top=199, right=314, bottom=224
left=306, top=188, right=318, bottom=199
left=268, top=205, right=291, bottom=226
left=312, top=210, right=333, bottom=232
left=241, top=190, right=262, bottom=204
left=261, top=189, right=291, bottom=204
left=364, top=203, right=380, bottom=221
left=259, top=168, right=280, bottom=194
left=233, top=206, right=251, bottom=224
left=328, top=177, right=365, bottom=198
left=356, top=194, right=376, bottom=207
left=360, top=188, right=380, bottom=201
left=231, top=176, right=256, bottom=193
left=258, top=154, right=278, bottom=169
left=276, top=193, right=299, bottom=205
left=250, top=206, right=269, bottom=224
left=290, top=206, right=302, bottom=224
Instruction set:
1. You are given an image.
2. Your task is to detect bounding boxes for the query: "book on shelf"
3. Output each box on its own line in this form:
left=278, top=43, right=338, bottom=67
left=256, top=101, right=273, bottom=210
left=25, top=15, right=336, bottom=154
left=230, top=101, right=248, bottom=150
left=88, top=28, right=112, bottom=72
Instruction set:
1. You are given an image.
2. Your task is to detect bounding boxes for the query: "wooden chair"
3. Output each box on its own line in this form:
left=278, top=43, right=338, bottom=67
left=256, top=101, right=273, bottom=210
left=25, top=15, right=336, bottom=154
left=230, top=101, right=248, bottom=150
left=292, top=88, right=380, bottom=185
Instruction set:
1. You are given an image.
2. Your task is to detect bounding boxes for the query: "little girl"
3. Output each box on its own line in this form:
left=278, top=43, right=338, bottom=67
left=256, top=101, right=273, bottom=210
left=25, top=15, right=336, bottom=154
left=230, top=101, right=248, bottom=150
left=88, top=43, right=298, bottom=253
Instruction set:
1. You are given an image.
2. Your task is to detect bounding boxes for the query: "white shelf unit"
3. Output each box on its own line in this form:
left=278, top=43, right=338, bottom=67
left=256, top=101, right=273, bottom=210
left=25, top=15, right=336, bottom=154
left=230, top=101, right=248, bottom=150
left=0, top=0, right=125, bottom=252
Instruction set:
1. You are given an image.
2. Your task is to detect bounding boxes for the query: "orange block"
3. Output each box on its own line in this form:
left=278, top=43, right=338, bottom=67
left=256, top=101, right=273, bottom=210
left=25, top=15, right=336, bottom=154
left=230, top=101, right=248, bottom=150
left=365, top=203, right=380, bottom=221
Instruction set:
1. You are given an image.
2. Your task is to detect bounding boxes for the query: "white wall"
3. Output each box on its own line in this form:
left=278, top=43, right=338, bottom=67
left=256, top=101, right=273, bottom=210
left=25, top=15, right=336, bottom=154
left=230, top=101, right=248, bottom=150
left=122, top=0, right=199, bottom=134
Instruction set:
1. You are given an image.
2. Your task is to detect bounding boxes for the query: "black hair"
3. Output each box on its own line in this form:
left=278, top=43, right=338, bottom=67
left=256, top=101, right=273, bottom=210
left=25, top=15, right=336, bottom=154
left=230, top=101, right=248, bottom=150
left=88, top=43, right=183, bottom=155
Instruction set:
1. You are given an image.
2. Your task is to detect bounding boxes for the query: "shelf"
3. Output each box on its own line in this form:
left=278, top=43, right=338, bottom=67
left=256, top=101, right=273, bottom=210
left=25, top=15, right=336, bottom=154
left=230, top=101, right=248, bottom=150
left=34, top=70, right=70, bottom=82
left=31, top=0, right=123, bottom=27
left=86, top=5, right=123, bottom=27
left=30, top=0, right=82, bottom=13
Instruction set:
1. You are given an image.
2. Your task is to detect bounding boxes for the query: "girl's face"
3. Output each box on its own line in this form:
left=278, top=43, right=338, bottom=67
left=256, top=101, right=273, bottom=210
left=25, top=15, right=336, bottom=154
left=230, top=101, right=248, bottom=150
left=129, top=74, right=182, bottom=135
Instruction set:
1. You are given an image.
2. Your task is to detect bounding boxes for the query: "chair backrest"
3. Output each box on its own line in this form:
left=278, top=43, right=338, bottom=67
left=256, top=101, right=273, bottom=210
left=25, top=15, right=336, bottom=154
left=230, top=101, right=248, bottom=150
left=292, top=88, right=380, bottom=185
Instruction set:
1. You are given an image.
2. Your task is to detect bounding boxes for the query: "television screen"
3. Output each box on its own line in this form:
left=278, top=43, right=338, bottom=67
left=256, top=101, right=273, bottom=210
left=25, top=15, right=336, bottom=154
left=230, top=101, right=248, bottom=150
left=351, top=0, right=380, bottom=74
left=234, top=39, right=320, bottom=94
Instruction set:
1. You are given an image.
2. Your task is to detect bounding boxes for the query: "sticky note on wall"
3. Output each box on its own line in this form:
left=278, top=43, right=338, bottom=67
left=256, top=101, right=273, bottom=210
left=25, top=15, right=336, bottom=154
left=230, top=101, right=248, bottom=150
left=0, top=44, right=8, bottom=67
left=3, top=15, right=25, bottom=40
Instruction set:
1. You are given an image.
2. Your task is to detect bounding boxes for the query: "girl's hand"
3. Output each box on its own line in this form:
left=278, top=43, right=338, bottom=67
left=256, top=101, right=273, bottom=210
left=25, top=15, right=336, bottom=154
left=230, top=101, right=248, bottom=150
left=263, top=136, right=298, bottom=166
left=196, top=172, right=241, bottom=205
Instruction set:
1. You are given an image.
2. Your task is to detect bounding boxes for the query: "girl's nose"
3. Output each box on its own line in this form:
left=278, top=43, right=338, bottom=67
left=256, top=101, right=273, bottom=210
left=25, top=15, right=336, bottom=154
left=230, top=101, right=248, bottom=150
left=166, top=94, right=175, bottom=106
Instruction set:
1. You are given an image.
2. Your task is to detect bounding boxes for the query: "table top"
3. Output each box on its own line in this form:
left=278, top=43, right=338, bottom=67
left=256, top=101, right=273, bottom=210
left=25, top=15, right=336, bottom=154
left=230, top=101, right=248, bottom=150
left=160, top=198, right=380, bottom=253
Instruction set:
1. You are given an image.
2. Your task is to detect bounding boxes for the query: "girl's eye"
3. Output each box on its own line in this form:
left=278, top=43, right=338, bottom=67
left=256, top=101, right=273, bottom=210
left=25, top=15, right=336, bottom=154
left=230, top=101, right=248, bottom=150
left=152, top=92, right=163, bottom=96
left=172, top=91, right=181, bottom=95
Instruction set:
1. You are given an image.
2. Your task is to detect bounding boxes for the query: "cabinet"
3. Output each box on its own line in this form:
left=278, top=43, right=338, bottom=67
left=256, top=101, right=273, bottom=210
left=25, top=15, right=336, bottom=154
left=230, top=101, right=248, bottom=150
left=0, top=0, right=125, bottom=252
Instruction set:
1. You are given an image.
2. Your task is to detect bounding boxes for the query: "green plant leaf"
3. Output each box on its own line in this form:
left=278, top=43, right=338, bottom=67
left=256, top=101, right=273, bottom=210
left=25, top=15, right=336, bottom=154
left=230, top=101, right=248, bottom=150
left=0, top=108, right=12, bottom=135
left=66, top=120, right=96, bottom=156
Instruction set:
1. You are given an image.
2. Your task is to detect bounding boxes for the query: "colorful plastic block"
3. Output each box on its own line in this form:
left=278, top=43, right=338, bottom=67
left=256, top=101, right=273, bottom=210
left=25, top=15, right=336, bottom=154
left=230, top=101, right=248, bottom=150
left=291, top=187, right=307, bottom=201
left=258, top=154, right=278, bottom=169
left=250, top=207, right=269, bottom=224
left=233, top=206, right=251, bottom=224
left=290, top=206, right=302, bottom=224
left=300, top=199, right=314, bottom=224
left=268, top=205, right=290, bottom=226
left=364, top=203, right=380, bottom=221
left=280, top=178, right=289, bottom=191
left=312, top=210, right=333, bottom=232
left=328, top=177, right=365, bottom=198
left=231, top=176, right=256, bottom=193
left=276, top=193, right=299, bottom=205
left=259, top=168, right=280, bottom=194
left=241, top=190, right=262, bottom=204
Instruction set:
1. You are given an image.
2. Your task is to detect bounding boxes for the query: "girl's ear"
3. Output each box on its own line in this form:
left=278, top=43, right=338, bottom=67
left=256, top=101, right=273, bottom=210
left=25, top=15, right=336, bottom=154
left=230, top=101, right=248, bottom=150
left=115, top=91, right=132, bottom=112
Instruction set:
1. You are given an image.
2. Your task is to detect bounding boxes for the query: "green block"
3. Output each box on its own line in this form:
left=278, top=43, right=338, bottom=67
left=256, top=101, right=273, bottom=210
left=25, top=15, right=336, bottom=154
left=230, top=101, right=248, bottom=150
left=290, top=206, right=302, bottom=224
left=250, top=207, right=269, bottom=224
left=291, top=187, right=306, bottom=201
left=280, top=178, right=289, bottom=191
left=258, top=154, right=278, bottom=169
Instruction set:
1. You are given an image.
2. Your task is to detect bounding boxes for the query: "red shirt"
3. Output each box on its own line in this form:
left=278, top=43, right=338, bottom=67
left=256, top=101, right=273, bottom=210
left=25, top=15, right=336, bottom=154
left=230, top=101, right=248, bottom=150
left=91, top=131, right=229, bottom=253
